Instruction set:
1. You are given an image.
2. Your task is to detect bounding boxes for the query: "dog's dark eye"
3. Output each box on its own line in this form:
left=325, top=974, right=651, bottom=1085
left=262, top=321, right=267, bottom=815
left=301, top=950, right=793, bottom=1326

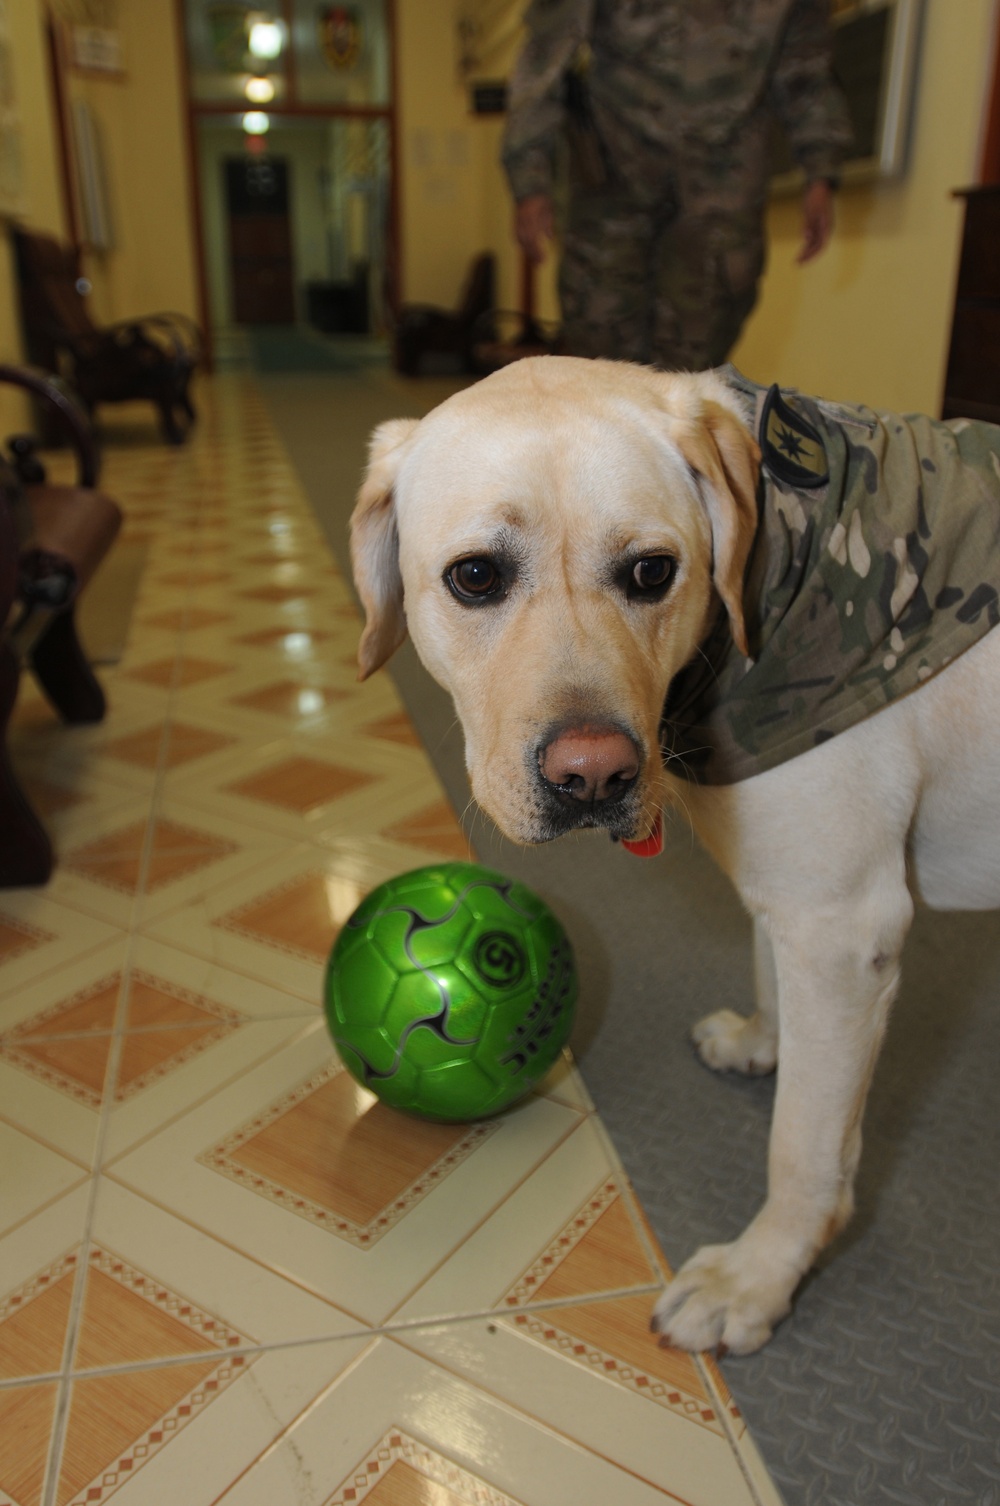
left=446, top=557, right=504, bottom=602
left=630, top=556, right=676, bottom=598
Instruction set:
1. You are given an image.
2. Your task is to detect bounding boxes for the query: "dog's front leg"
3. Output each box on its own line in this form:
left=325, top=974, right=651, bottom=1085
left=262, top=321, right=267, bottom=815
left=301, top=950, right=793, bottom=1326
left=652, top=891, right=912, bottom=1354
left=692, top=916, right=779, bottom=1074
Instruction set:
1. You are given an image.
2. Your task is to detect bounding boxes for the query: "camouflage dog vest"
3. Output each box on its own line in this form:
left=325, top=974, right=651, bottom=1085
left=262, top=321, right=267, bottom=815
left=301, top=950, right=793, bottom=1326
left=661, top=369, right=1000, bottom=785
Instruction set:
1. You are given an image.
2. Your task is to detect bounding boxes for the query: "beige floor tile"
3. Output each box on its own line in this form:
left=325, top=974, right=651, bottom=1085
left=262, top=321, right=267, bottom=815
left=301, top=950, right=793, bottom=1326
left=66, top=816, right=237, bottom=892
left=49, top=800, right=289, bottom=931
left=0, top=910, right=59, bottom=982
left=7, top=682, right=170, bottom=797
left=139, top=606, right=233, bottom=632
left=100, top=1014, right=316, bottom=1165
left=163, top=729, right=462, bottom=849
left=0, top=944, right=128, bottom=1165
left=18, top=773, right=162, bottom=858
left=108, top=1020, right=586, bottom=1325
left=0, top=947, right=312, bottom=1168
left=0, top=1186, right=92, bottom=1380
left=103, top=720, right=238, bottom=772
left=379, top=798, right=474, bottom=862
left=392, top=1116, right=659, bottom=1326
left=0, top=1120, right=90, bottom=1238
left=3, top=1188, right=369, bottom=1506
left=124, top=935, right=321, bottom=1024
left=395, top=1322, right=784, bottom=1506
left=0, top=891, right=126, bottom=998
left=360, top=710, right=423, bottom=747
left=123, top=653, right=236, bottom=691
left=537, top=1050, right=595, bottom=1114
left=211, top=1335, right=767, bottom=1506
left=142, top=839, right=416, bottom=1001
left=87, top=1179, right=367, bottom=1356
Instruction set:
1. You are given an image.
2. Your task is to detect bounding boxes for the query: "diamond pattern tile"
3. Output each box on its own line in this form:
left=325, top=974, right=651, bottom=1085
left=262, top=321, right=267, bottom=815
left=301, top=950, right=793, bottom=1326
left=106, top=722, right=237, bottom=769
left=381, top=800, right=471, bottom=860
left=199, top=1062, right=496, bottom=1246
left=363, top=712, right=422, bottom=747
left=1, top=972, right=244, bottom=1107
left=0, top=914, right=56, bottom=965
left=64, top=820, right=238, bottom=894
left=229, top=680, right=349, bottom=717
left=125, top=657, right=233, bottom=688
left=224, top=756, right=377, bottom=812
left=214, top=869, right=355, bottom=960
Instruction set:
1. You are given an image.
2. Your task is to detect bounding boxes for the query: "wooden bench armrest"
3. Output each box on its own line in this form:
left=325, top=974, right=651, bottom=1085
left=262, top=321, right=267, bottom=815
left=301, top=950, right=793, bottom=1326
left=18, top=484, right=123, bottom=600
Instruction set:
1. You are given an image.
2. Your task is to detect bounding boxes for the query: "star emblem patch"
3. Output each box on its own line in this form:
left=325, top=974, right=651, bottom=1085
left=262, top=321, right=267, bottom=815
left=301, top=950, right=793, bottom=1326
left=760, top=384, right=829, bottom=488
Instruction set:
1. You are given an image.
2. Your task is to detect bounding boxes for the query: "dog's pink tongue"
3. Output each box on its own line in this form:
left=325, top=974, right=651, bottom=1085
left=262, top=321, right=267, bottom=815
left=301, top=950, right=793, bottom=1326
left=621, top=815, right=663, bottom=858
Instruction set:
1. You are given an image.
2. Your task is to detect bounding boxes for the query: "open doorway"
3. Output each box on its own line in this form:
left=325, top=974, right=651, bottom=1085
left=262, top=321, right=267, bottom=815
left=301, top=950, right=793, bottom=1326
left=181, top=1, right=396, bottom=373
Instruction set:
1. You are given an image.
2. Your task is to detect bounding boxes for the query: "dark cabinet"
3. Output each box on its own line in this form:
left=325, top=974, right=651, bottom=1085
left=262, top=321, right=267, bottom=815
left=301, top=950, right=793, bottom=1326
left=942, top=186, right=1000, bottom=425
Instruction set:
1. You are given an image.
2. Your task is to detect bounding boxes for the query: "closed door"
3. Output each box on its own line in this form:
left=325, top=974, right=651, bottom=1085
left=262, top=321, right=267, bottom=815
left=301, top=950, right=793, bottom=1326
left=225, top=157, right=296, bottom=324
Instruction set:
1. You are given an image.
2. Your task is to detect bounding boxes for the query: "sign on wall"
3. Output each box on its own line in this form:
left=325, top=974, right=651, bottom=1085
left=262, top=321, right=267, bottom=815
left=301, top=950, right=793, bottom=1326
left=0, top=0, right=23, bottom=217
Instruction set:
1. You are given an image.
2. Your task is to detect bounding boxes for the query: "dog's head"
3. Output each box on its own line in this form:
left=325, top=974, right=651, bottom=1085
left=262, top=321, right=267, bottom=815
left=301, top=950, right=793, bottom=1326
left=350, top=357, right=759, bottom=845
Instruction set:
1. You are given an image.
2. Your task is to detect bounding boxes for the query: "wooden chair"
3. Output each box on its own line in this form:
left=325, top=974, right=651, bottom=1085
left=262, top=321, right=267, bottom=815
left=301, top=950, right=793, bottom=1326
left=469, top=307, right=563, bottom=375
left=0, top=364, right=122, bottom=886
left=13, top=228, right=203, bottom=446
left=392, top=252, right=496, bottom=376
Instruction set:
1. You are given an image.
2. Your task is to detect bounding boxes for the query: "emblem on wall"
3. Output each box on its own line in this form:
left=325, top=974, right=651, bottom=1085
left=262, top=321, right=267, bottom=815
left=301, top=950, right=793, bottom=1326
left=318, top=6, right=361, bottom=70
left=206, top=4, right=251, bottom=71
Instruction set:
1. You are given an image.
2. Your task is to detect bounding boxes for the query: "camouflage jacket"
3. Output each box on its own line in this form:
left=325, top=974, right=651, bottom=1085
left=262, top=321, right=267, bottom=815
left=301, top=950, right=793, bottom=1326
left=502, top=0, right=853, bottom=202
left=661, top=369, right=1000, bottom=785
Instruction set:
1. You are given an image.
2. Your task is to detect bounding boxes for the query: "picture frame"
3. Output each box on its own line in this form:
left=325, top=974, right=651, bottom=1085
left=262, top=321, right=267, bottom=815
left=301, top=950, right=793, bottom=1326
left=772, top=0, right=925, bottom=190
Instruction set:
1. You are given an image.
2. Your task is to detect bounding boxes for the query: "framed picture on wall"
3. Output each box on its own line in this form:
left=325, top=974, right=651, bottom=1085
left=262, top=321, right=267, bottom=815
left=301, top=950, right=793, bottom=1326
left=772, top=0, right=925, bottom=189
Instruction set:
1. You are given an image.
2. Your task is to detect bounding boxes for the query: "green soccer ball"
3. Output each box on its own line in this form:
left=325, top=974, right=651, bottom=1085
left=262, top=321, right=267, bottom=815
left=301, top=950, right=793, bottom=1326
left=324, top=862, right=577, bottom=1122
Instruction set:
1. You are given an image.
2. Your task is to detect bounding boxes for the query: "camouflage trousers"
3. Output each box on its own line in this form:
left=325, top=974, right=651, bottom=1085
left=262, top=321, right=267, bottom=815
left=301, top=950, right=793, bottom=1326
left=555, top=115, right=773, bottom=370
left=558, top=182, right=766, bottom=370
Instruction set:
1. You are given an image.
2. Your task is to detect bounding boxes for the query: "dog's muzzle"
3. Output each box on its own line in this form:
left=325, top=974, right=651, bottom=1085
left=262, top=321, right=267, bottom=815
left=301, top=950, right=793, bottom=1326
left=534, top=722, right=643, bottom=837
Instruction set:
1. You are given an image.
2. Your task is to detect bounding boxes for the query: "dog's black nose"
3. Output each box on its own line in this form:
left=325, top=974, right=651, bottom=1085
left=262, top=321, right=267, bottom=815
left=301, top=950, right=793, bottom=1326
left=539, top=725, right=640, bottom=805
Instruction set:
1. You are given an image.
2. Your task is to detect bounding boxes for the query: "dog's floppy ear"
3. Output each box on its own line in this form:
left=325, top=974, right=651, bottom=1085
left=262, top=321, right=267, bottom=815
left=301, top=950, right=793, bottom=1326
left=675, top=402, right=760, bottom=658
left=350, top=418, right=419, bottom=680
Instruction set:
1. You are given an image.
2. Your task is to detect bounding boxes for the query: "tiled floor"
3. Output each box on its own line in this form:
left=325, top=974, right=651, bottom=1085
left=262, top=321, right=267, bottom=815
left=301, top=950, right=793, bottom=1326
left=0, top=377, right=783, bottom=1506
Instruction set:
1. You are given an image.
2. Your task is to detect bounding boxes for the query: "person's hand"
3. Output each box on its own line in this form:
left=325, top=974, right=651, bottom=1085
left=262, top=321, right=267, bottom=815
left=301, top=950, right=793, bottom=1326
left=797, top=178, right=835, bottom=264
left=515, top=194, right=555, bottom=264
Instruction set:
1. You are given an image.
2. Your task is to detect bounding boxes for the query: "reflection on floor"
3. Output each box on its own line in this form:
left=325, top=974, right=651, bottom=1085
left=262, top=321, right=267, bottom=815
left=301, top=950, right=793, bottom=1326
left=0, top=376, right=783, bottom=1506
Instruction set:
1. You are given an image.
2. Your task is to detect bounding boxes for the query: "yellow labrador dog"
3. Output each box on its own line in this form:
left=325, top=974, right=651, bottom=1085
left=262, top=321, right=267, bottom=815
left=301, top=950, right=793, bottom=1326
left=350, top=356, right=1000, bottom=1355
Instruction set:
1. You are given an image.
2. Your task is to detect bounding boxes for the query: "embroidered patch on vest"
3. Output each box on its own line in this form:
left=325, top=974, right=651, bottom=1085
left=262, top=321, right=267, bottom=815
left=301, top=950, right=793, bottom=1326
left=760, top=384, right=829, bottom=489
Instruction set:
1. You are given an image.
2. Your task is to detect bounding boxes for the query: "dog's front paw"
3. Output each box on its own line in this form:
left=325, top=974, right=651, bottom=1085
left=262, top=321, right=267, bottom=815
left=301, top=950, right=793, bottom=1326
left=650, top=1242, right=793, bottom=1355
left=692, top=1009, right=777, bottom=1076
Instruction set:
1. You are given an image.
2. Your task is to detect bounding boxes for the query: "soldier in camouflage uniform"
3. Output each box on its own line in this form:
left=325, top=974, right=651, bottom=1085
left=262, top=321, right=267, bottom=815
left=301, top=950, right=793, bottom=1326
left=501, top=1, right=853, bottom=369
left=662, top=367, right=1000, bottom=784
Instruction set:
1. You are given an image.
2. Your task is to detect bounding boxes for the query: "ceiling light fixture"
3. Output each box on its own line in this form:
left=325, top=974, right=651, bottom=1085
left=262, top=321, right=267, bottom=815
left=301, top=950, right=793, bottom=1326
left=247, top=17, right=284, bottom=59
left=244, top=75, right=275, bottom=104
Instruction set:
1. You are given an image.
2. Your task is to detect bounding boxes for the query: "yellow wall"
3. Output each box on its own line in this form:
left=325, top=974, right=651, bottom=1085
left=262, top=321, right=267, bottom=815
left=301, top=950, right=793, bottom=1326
left=394, top=0, right=559, bottom=321
left=731, top=0, right=999, bottom=414
left=61, top=0, right=199, bottom=327
left=394, top=0, right=488, bottom=309
left=0, top=0, right=67, bottom=431
left=394, top=0, right=1000, bottom=408
left=0, top=0, right=197, bottom=409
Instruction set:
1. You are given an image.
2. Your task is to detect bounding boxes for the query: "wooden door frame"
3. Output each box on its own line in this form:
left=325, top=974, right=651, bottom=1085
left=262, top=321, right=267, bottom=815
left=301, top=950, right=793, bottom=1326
left=981, top=3, right=1000, bottom=183
left=173, top=0, right=400, bottom=369
left=44, top=18, right=83, bottom=246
